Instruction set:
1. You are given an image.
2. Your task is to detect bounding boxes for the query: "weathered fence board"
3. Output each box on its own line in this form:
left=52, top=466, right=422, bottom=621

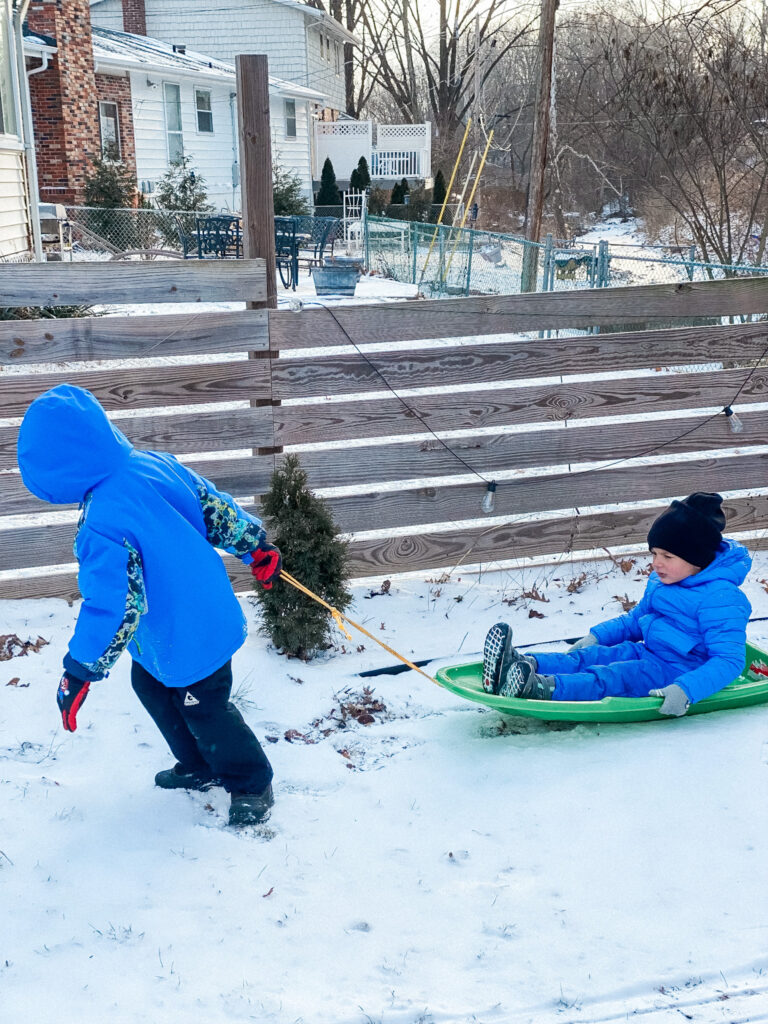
left=323, top=452, right=768, bottom=533
left=269, top=278, right=768, bottom=349
left=0, top=359, right=268, bottom=418
left=0, top=259, right=266, bottom=305
left=0, top=407, right=275, bottom=470
left=274, top=365, right=768, bottom=446
left=0, top=309, right=267, bottom=365
left=7, top=493, right=768, bottom=600
left=270, top=324, right=768, bottom=400
left=294, top=408, right=768, bottom=491
left=345, top=494, right=768, bottom=577
left=1, top=497, right=259, bottom=571
left=0, top=454, right=274, bottom=517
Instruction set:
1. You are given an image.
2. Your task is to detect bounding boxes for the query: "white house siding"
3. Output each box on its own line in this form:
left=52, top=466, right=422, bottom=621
left=90, top=0, right=345, bottom=108
left=0, top=142, right=31, bottom=260
left=272, top=93, right=313, bottom=201
left=128, top=72, right=313, bottom=211
left=305, top=24, right=345, bottom=113
left=128, top=71, right=238, bottom=211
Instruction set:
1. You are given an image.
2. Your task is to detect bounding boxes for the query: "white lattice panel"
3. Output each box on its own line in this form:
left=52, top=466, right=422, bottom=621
left=316, top=121, right=372, bottom=138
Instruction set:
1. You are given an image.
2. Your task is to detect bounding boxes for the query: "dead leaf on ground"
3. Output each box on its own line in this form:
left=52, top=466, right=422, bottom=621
left=522, top=586, right=549, bottom=603
left=6, top=677, right=29, bottom=688
left=283, top=728, right=315, bottom=744
left=528, top=609, right=546, bottom=619
left=567, top=572, right=588, bottom=594
left=614, top=594, right=637, bottom=612
left=0, top=634, right=49, bottom=661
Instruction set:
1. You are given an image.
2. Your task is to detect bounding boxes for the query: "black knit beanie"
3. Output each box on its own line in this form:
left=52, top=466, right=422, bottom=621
left=647, top=492, right=726, bottom=568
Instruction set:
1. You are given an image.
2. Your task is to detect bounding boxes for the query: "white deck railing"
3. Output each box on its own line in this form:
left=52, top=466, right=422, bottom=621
left=313, top=121, right=431, bottom=181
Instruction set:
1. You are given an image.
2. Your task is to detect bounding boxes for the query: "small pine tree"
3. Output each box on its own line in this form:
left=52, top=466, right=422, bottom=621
left=316, top=156, right=342, bottom=206
left=350, top=155, right=371, bottom=190
left=273, top=162, right=311, bottom=215
left=155, top=155, right=212, bottom=212
left=399, top=177, right=410, bottom=197
left=83, top=155, right=137, bottom=208
left=255, top=454, right=352, bottom=660
left=432, top=169, right=447, bottom=207
left=390, top=181, right=403, bottom=204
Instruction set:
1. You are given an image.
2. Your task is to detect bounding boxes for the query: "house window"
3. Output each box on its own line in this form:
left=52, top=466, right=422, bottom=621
left=164, top=82, right=184, bottom=164
left=0, top=16, right=17, bottom=136
left=334, top=41, right=341, bottom=74
left=284, top=99, right=296, bottom=138
left=98, top=101, right=121, bottom=158
left=195, top=88, right=213, bottom=133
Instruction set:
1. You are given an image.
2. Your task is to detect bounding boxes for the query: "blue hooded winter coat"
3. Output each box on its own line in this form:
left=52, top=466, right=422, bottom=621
left=17, top=384, right=266, bottom=687
left=590, top=539, right=752, bottom=703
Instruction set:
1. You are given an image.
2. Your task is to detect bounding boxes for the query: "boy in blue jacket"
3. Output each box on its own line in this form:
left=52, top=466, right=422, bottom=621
left=483, top=493, right=751, bottom=716
left=17, top=384, right=282, bottom=826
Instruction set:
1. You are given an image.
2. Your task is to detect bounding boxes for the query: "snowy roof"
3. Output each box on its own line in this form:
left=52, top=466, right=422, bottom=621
left=270, top=0, right=359, bottom=45
left=90, top=26, right=326, bottom=101
left=22, top=25, right=57, bottom=54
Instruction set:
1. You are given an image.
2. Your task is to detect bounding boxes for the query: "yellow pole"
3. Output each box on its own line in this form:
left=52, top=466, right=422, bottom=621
left=441, top=129, right=494, bottom=286
left=417, top=118, right=472, bottom=285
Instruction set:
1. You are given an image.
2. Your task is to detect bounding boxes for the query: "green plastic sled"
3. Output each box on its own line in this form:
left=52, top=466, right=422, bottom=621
left=435, top=641, right=768, bottom=723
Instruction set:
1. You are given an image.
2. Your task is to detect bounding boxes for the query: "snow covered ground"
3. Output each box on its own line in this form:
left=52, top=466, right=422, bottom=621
left=3, top=553, right=768, bottom=1024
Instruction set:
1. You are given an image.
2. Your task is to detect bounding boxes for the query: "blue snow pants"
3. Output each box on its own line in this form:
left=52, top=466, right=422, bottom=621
left=533, top=642, right=681, bottom=701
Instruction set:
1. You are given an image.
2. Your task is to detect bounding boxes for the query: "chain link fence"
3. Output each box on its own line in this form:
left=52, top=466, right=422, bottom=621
left=364, top=215, right=768, bottom=298
left=60, top=206, right=193, bottom=260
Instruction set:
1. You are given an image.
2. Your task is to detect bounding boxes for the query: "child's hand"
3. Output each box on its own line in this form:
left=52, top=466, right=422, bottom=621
left=649, top=683, right=690, bottom=717
left=569, top=633, right=598, bottom=651
left=57, top=673, right=90, bottom=731
left=249, top=543, right=282, bottom=589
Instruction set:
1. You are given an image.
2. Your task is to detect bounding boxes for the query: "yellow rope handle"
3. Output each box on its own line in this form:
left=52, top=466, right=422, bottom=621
left=279, top=570, right=441, bottom=687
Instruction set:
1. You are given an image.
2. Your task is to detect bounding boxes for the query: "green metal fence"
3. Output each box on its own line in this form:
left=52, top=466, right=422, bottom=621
left=364, top=215, right=768, bottom=297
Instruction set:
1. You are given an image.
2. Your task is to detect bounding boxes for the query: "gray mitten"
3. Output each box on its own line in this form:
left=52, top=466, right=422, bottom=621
left=569, top=633, right=598, bottom=651
left=649, top=683, right=690, bottom=717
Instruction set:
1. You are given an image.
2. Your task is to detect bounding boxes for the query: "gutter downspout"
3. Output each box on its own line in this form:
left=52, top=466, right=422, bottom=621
left=12, top=0, right=44, bottom=261
left=229, top=90, right=239, bottom=212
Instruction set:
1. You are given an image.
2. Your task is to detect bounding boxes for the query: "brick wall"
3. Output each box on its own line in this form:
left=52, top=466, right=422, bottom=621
left=122, top=0, right=147, bottom=35
left=27, top=0, right=100, bottom=204
left=95, top=73, right=137, bottom=187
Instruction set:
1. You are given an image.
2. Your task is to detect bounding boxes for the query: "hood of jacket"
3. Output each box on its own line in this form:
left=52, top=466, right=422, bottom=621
left=17, top=384, right=133, bottom=505
left=675, top=537, right=751, bottom=589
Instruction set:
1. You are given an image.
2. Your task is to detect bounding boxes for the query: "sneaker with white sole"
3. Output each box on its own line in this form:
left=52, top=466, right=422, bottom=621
left=498, top=658, right=556, bottom=700
left=482, top=622, right=511, bottom=693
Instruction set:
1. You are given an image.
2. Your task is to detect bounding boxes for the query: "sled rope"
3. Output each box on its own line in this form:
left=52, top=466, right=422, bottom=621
left=278, top=570, right=441, bottom=687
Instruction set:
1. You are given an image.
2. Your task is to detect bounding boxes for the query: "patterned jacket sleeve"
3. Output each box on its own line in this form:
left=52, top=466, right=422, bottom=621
left=65, top=526, right=146, bottom=681
left=191, top=469, right=266, bottom=562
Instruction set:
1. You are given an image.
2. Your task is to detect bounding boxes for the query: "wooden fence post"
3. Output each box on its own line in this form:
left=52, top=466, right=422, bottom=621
left=236, top=53, right=280, bottom=464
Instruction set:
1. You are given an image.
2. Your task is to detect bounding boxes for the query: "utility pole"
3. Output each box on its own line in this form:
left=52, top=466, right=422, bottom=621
left=236, top=54, right=276, bottom=308
left=473, top=13, right=481, bottom=153
left=520, top=0, right=558, bottom=293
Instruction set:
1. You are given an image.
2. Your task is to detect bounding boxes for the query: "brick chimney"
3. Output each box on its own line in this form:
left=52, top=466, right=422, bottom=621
left=26, top=0, right=101, bottom=205
left=122, top=0, right=147, bottom=36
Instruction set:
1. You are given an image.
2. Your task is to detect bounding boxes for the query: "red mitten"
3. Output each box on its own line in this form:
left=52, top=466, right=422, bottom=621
left=57, top=674, right=91, bottom=732
left=249, top=543, right=282, bottom=589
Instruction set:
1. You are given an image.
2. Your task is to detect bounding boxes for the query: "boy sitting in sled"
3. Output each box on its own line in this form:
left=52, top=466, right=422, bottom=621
left=483, top=493, right=751, bottom=717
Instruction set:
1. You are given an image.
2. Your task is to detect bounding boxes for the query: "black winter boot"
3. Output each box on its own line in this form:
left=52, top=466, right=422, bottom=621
left=498, top=658, right=556, bottom=700
left=229, top=783, right=275, bottom=827
left=154, top=762, right=216, bottom=791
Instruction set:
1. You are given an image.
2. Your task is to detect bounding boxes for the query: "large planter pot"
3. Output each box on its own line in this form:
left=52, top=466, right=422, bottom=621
left=312, top=263, right=359, bottom=296
left=324, top=254, right=365, bottom=272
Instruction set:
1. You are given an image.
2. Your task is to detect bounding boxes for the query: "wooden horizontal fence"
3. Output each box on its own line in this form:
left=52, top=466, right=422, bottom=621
left=2, top=263, right=768, bottom=600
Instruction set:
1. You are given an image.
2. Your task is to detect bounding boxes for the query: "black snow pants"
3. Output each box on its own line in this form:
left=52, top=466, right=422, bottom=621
left=130, top=658, right=273, bottom=795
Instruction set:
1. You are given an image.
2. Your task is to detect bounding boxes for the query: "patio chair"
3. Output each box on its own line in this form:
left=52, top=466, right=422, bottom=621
left=172, top=213, right=198, bottom=258
left=274, top=216, right=299, bottom=290
left=195, top=214, right=242, bottom=259
left=293, top=216, right=342, bottom=274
